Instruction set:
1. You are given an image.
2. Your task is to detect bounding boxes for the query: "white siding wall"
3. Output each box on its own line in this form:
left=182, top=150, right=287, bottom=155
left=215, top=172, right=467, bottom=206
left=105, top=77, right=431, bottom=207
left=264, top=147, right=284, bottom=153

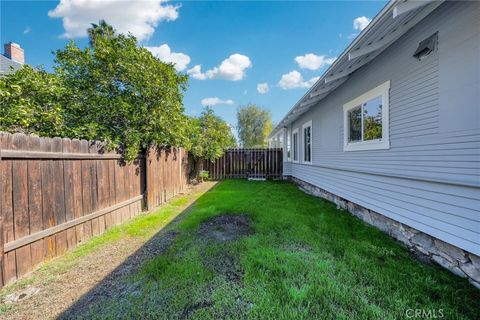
left=286, top=1, right=480, bottom=255
left=284, top=161, right=292, bottom=176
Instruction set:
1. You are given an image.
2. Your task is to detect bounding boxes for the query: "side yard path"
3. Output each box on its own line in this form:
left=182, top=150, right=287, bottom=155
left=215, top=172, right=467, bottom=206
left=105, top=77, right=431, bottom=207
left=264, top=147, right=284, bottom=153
left=0, top=182, right=217, bottom=320
left=1, top=180, right=479, bottom=319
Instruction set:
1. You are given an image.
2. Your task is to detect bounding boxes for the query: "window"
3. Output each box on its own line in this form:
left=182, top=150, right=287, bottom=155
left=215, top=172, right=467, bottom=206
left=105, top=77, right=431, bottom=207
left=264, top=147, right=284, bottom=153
left=343, top=81, right=390, bottom=151
left=286, top=129, right=291, bottom=161
left=302, top=120, right=312, bottom=163
left=278, top=132, right=284, bottom=149
left=269, top=131, right=284, bottom=148
left=292, top=128, right=299, bottom=162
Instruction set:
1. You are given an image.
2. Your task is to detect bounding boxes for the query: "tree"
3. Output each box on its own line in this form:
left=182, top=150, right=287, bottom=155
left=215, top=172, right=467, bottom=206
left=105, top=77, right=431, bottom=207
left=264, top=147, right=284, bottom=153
left=236, top=104, right=273, bottom=148
left=55, top=20, right=189, bottom=159
left=0, top=66, right=66, bottom=137
left=0, top=21, right=189, bottom=160
left=188, top=107, right=236, bottom=178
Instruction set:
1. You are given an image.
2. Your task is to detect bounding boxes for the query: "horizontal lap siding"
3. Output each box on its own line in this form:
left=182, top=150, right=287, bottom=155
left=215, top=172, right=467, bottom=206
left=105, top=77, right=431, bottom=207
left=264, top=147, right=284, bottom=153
left=287, top=2, right=480, bottom=255
left=290, top=164, right=480, bottom=255
left=284, top=162, right=292, bottom=176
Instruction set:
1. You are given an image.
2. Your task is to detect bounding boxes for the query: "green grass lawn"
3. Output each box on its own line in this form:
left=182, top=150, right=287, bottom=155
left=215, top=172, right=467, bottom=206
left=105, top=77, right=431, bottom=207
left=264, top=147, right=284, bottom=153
left=59, top=180, right=480, bottom=319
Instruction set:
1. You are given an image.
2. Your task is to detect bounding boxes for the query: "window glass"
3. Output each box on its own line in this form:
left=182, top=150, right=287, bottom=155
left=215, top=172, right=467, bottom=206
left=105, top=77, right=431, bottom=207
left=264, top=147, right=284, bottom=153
left=286, top=132, right=291, bottom=160
left=348, top=106, right=362, bottom=142
left=348, top=96, right=382, bottom=143
left=293, top=132, right=298, bottom=161
left=363, top=96, right=382, bottom=141
left=303, top=126, right=311, bottom=162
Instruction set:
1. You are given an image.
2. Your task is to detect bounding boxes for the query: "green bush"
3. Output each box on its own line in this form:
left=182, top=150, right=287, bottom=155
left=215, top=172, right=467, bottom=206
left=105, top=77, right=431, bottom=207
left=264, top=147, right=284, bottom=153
left=199, top=170, right=209, bottom=181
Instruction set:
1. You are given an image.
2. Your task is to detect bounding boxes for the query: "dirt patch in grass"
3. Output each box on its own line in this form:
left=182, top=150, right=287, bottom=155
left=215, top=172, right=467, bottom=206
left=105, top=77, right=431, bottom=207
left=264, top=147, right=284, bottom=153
left=204, top=248, right=244, bottom=285
left=198, top=215, right=252, bottom=243
left=197, top=215, right=252, bottom=286
left=180, top=300, right=214, bottom=318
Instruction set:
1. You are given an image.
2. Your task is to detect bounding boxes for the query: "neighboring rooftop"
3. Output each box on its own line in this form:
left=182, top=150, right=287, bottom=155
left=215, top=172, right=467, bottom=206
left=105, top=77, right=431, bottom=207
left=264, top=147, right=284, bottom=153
left=1, top=42, right=25, bottom=76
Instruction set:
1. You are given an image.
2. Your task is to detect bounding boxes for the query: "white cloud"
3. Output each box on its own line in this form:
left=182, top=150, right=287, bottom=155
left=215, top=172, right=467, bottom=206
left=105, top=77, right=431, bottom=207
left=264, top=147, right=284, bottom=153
left=294, top=53, right=336, bottom=70
left=187, top=65, right=207, bottom=80
left=187, top=53, right=252, bottom=81
left=353, top=16, right=371, bottom=31
left=48, top=0, right=180, bottom=41
left=145, top=44, right=190, bottom=71
left=23, top=26, right=31, bottom=34
left=257, top=83, right=269, bottom=94
left=278, top=70, right=319, bottom=90
left=201, top=97, right=234, bottom=106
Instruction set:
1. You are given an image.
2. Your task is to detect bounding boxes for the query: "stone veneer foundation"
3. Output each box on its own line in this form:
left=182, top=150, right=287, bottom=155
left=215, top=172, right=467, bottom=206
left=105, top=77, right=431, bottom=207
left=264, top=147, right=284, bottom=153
left=287, top=176, right=480, bottom=289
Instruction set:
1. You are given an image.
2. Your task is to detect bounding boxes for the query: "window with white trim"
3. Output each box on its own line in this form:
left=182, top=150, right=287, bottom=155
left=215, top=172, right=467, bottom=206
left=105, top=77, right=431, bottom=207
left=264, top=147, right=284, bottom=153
left=343, top=81, right=390, bottom=151
left=292, top=128, right=299, bottom=162
left=269, top=131, right=284, bottom=148
left=286, top=129, right=291, bottom=161
left=302, top=120, right=312, bottom=163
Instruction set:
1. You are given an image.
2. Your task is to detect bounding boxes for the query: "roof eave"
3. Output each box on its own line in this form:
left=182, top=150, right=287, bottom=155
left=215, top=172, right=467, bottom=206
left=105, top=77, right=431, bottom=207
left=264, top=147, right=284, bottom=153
left=269, top=0, right=398, bottom=139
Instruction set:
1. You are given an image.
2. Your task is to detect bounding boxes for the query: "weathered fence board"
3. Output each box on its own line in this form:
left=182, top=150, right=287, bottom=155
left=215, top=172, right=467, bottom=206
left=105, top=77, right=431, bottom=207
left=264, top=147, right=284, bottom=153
left=204, top=148, right=283, bottom=180
left=145, top=147, right=189, bottom=210
left=0, top=132, right=189, bottom=287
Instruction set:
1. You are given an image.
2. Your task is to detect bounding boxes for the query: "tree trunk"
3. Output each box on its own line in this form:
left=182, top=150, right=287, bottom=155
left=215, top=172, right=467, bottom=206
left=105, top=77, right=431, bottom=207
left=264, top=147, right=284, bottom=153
left=189, top=155, right=204, bottom=182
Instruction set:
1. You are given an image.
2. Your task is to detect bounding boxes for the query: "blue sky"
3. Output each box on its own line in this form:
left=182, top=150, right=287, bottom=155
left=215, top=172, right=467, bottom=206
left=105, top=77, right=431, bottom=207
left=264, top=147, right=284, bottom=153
left=1, top=0, right=386, bottom=128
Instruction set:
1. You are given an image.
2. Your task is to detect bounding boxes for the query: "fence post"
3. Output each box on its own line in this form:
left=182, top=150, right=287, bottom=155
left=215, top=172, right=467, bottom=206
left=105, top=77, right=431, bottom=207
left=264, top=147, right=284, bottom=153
left=144, top=147, right=153, bottom=211
left=0, top=215, right=3, bottom=288
left=0, top=136, right=4, bottom=287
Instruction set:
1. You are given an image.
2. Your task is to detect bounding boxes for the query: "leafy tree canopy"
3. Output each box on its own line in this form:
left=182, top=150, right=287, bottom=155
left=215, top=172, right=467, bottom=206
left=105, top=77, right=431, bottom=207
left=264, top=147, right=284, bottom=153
left=0, top=66, right=66, bottom=137
left=236, top=103, right=273, bottom=148
left=0, top=20, right=189, bottom=160
left=188, top=107, right=236, bottom=162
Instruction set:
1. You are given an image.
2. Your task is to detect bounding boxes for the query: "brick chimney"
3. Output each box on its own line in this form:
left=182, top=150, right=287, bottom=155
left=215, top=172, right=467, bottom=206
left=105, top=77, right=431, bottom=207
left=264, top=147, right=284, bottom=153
left=4, top=42, right=24, bottom=64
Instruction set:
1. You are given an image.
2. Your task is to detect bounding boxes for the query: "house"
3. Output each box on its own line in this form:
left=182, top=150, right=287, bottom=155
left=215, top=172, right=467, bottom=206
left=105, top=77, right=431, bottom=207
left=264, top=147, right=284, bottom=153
left=269, top=0, right=480, bottom=287
left=0, top=42, right=25, bottom=76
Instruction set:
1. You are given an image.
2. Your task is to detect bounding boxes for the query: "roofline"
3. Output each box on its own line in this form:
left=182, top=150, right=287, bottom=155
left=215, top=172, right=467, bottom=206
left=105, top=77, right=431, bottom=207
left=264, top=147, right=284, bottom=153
left=269, top=0, right=397, bottom=138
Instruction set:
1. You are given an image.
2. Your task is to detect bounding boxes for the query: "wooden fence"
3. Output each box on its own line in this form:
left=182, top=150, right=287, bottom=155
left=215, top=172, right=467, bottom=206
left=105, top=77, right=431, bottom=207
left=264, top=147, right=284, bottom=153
left=0, top=132, right=189, bottom=287
left=145, top=146, right=189, bottom=210
left=204, top=148, right=283, bottom=180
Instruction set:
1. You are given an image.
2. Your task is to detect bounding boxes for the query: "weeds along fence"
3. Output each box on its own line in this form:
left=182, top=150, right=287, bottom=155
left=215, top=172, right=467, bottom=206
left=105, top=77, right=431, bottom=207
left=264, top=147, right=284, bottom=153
left=204, top=148, right=283, bottom=180
left=0, top=132, right=189, bottom=287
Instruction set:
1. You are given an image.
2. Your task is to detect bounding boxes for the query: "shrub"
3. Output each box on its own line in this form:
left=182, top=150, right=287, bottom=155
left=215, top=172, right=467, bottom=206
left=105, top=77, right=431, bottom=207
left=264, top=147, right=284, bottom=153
left=199, top=170, right=209, bottom=182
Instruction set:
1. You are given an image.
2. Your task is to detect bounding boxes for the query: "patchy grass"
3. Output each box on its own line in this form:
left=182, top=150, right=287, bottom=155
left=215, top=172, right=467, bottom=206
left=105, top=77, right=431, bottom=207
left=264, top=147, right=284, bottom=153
left=0, top=184, right=209, bottom=303
left=61, top=180, right=479, bottom=319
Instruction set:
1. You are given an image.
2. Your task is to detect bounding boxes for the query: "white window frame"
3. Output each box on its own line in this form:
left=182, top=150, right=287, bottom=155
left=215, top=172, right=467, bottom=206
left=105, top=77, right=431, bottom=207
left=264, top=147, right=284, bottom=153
left=269, top=131, right=281, bottom=148
left=292, top=128, right=299, bottom=163
left=343, top=80, right=390, bottom=152
left=285, top=128, right=291, bottom=162
left=302, top=120, right=312, bottom=164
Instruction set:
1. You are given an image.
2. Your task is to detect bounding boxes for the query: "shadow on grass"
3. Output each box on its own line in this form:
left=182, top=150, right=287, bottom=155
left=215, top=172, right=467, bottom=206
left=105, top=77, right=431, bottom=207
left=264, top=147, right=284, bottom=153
left=58, top=184, right=216, bottom=319
left=56, top=179, right=480, bottom=319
